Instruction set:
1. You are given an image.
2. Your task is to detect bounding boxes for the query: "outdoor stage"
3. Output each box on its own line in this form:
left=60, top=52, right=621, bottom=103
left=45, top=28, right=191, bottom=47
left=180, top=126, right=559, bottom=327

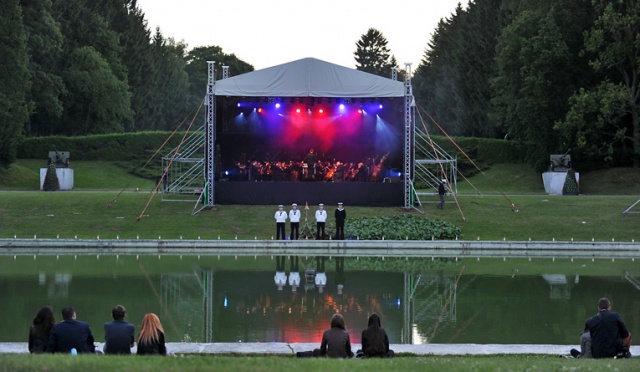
left=201, top=58, right=410, bottom=207
left=215, top=181, right=403, bottom=206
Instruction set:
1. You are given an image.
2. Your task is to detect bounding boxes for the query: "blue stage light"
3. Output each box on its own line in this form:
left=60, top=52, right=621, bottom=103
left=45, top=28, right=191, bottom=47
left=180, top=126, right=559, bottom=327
left=275, top=103, right=281, bottom=109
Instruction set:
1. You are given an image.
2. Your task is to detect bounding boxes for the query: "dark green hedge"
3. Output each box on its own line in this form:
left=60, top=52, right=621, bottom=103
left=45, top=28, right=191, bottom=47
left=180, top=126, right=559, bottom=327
left=17, top=132, right=185, bottom=162
left=19, top=133, right=523, bottom=167
left=420, top=135, right=527, bottom=165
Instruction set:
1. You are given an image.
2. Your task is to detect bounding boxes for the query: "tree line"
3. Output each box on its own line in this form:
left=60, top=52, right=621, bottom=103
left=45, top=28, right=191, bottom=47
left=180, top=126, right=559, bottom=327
left=2, top=0, right=638, bottom=172
left=410, top=0, right=639, bottom=170
left=0, top=0, right=253, bottom=168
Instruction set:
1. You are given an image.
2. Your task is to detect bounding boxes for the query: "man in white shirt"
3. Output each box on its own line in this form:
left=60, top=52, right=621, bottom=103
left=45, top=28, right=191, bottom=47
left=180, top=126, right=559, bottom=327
left=315, top=203, right=327, bottom=240
left=274, top=205, right=288, bottom=240
left=289, top=203, right=301, bottom=240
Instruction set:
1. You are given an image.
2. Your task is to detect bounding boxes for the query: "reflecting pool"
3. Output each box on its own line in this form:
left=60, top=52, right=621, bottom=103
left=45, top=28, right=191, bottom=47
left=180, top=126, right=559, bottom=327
left=1, top=255, right=638, bottom=345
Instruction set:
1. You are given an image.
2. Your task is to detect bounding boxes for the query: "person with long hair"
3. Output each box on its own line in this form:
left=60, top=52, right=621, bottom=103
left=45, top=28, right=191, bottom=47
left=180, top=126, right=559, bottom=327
left=360, top=313, right=394, bottom=358
left=29, top=306, right=55, bottom=353
left=319, top=313, right=354, bottom=358
left=136, top=313, right=167, bottom=355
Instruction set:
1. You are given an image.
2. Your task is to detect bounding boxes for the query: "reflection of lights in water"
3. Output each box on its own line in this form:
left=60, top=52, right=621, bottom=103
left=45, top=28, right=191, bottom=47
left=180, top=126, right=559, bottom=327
left=397, top=298, right=401, bottom=309
left=224, top=295, right=228, bottom=308
left=412, top=324, right=426, bottom=344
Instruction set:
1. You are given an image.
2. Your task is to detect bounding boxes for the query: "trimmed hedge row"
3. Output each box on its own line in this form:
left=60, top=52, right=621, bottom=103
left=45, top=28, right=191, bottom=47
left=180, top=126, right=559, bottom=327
left=419, top=135, right=527, bottom=165
left=17, top=132, right=184, bottom=162
left=18, top=132, right=523, bottom=165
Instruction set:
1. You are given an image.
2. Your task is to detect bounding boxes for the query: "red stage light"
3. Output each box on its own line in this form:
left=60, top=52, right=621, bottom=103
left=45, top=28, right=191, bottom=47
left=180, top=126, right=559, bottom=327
left=358, top=109, right=363, bottom=114
left=257, top=108, right=263, bottom=113
left=296, top=108, right=301, bottom=114
left=318, top=108, right=324, bottom=114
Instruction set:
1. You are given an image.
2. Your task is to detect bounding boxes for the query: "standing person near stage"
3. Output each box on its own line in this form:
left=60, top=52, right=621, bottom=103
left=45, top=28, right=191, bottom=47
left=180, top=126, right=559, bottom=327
left=437, top=179, right=447, bottom=209
left=289, top=203, right=300, bottom=240
left=587, top=297, right=631, bottom=358
left=274, top=205, right=288, bottom=240
left=335, top=202, right=346, bottom=240
left=315, top=203, right=327, bottom=240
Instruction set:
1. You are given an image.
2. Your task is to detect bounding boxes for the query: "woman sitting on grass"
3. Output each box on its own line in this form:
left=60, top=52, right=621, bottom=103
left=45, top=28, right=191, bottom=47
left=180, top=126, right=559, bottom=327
left=29, top=306, right=55, bottom=354
left=319, top=313, right=354, bottom=358
left=136, top=313, right=167, bottom=355
left=359, top=314, right=394, bottom=358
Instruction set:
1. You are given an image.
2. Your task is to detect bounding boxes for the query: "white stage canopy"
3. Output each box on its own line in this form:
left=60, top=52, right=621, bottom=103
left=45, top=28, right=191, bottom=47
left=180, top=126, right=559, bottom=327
left=214, top=57, right=405, bottom=98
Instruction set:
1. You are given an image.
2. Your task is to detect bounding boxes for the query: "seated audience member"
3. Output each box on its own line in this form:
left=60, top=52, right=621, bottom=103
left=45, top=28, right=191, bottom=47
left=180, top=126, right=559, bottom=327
left=296, top=313, right=353, bottom=358
left=570, top=320, right=592, bottom=358
left=104, top=304, right=135, bottom=355
left=320, top=313, right=354, bottom=358
left=359, top=314, right=394, bottom=358
left=136, top=313, right=167, bottom=355
left=47, top=306, right=95, bottom=353
left=587, top=297, right=631, bottom=358
left=29, top=306, right=55, bottom=354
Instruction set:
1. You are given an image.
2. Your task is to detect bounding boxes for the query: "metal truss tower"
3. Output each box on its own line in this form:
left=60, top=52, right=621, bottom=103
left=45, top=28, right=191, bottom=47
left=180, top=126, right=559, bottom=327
left=403, top=63, right=415, bottom=209
left=205, top=61, right=216, bottom=207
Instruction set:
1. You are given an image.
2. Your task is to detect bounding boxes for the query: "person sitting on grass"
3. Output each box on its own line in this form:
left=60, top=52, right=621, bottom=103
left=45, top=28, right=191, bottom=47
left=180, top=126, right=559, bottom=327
left=29, top=306, right=55, bottom=354
left=296, top=313, right=353, bottom=358
left=569, top=320, right=591, bottom=358
left=587, top=297, right=631, bottom=358
left=136, top=313, right=167, bottom=356
left=358, top=314, right=394, bottom=358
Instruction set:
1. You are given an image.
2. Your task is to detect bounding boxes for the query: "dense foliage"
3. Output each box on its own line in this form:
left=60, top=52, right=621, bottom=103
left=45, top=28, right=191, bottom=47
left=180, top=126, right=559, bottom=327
left=0, top=0, right=253, bottom=169
left=345, top=214, right=462, bottom=240
left=4, top=0, right=640, bottom=173
left=412, top=0, right=640, bottom=170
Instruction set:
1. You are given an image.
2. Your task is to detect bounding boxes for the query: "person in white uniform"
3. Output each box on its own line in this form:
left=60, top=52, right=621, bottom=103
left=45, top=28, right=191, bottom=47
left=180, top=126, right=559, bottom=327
left=289, top=203, right=301, bottom=240
left=315, top=203, right=327, bottom=240
left=274, top=205, right=288, bottom=240
left=274, top=256, right=287, bottom=291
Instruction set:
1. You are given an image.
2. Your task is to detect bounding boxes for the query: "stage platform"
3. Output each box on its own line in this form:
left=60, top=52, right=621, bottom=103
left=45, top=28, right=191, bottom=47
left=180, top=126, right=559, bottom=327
left=215, top=181, right=403, bottom=206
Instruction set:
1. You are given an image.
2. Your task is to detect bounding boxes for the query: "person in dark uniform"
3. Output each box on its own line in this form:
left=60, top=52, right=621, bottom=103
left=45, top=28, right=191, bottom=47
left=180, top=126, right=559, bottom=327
left=274, top=205, right=288, bottom=240
left=335, top=202, right=346, bottom=240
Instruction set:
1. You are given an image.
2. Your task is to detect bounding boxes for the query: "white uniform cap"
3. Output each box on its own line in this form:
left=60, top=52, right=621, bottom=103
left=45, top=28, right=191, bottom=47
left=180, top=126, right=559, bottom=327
left=338, top=202, right=343, bottom=205
left=319, top=203, right=324, bottom=206
left=292, top=203, right=297, bottom=206
left=278, top=205, right=284, bottom=208
left=441, top=179, right=446, bottom=183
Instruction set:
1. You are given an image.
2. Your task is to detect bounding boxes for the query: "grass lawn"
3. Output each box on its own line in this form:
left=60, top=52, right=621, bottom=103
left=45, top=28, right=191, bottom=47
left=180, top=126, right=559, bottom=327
left=0, top=160, right=638, bottom=241
left=0, top=354, right=637, bottom=372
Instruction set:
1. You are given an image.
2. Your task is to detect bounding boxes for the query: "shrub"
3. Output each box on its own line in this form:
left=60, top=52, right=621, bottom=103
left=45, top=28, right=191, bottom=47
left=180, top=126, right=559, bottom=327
left=344, top=214, right=462, bottom=240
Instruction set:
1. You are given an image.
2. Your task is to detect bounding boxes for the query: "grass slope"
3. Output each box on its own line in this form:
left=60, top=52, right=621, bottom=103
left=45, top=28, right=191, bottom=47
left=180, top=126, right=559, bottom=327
left=0, top=161, right=638, bottom=241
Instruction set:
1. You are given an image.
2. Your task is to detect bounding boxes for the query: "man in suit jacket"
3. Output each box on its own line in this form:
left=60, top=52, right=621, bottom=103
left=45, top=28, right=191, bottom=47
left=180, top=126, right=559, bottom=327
left=48, top=306, right=95, bottom=353
left=104, top=304, right=135, bottom=354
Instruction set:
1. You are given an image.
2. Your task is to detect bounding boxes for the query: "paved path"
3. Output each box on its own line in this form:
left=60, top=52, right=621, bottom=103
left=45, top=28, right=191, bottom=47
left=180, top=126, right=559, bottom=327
left=2, top=342, right=639, bottom=356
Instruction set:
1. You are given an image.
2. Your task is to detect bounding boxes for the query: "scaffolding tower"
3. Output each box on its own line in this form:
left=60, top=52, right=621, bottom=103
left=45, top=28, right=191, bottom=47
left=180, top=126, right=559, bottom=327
left=413, top=126, right=457, bottom=199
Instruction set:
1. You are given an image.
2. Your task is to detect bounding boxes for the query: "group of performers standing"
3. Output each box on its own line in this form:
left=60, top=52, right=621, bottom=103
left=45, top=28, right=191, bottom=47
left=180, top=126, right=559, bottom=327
left=275, top=202, right=346, bottom=240
left=230, top=149, right=389, bottom=183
